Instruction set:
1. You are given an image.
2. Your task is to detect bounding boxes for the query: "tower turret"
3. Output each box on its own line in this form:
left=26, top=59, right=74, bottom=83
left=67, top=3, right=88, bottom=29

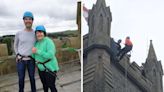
left=143, top=40, right=163, bottom=92
left=88, top=0, right=112, bottom=47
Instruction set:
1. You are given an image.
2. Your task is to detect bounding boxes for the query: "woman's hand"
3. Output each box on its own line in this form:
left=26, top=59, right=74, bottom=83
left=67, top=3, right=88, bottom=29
left=32, top=47, right=37, bottom=53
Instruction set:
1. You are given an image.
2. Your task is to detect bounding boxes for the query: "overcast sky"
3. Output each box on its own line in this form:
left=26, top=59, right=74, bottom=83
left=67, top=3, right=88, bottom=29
left=83, top=0, right=164, bottom=66
left=82, top=0, right=164, bottom=88
left=0, top=0, right=78, bottom=36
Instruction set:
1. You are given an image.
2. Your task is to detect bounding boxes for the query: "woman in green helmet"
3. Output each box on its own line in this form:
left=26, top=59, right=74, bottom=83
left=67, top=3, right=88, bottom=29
left=32, top=25, right=59, bottom=92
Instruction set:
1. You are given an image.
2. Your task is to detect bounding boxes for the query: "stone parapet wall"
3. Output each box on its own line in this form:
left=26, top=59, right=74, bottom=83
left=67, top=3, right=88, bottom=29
left=0, top=56, right=16, bottom=76
left=116, top=56, right=152, bottom=92
left=0, top=55, right=80, bottom=76
left=0, top=44, right=8, bottom=57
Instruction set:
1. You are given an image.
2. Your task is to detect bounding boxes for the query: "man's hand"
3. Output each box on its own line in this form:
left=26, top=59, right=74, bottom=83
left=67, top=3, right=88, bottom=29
left=32, top=47, right=37, bottom=53
left=16, top=55, right=20, bottom=63
left=16, top=57, right=19, bottom=63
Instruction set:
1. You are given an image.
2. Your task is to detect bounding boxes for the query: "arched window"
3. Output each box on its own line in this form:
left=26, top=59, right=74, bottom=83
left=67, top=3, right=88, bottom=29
left=153, top=69, right=156, bottom=76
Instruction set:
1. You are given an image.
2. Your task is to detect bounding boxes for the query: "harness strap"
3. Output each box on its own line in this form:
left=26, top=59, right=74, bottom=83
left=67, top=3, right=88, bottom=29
left=36, top=59, right=57, bottom=77
left=16, top=53, right=34, bottom=61
left=37, top=59, right=51, bottom=64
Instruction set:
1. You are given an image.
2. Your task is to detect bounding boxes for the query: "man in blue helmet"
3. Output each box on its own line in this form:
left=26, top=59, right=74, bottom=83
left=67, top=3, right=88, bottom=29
left=14, top=11, right=36, bottom=92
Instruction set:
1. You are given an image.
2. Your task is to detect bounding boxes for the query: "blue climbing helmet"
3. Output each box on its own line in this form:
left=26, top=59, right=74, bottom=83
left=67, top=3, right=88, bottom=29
left=23, top=11, right=34, bottom=20
left=35, top=25, right=46, bottom=35
left=35, top=25, right=46, bottom=32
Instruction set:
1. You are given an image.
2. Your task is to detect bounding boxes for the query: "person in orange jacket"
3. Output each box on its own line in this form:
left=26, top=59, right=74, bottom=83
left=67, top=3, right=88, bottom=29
left=117, top=36, right=133, bottom=60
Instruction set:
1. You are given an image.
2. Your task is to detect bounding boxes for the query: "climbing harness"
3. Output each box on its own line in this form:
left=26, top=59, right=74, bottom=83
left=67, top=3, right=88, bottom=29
left=16, top=53, right=34, bottom=61
left=35, top=59, right=58, bottom=78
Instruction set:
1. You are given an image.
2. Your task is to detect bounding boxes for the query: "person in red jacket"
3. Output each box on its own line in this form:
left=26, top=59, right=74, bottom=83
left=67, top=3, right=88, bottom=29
left=117, top=36, right=133, bottom=60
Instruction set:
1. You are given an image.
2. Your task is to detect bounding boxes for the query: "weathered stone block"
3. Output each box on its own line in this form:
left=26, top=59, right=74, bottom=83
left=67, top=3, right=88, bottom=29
left=0, top=44, right=8, bottom=57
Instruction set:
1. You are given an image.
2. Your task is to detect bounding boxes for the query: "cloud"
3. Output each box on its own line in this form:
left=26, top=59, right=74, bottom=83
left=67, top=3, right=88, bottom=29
left=0, top=0, right=78, bottom=36
left=0, top=1, right=11, bottom=17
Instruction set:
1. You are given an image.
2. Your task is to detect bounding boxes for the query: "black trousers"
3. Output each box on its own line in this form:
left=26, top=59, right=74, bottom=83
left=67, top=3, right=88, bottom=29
left=38, top=70, right=57, bottom=92
left=117, top=45, right=132, bottom=60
